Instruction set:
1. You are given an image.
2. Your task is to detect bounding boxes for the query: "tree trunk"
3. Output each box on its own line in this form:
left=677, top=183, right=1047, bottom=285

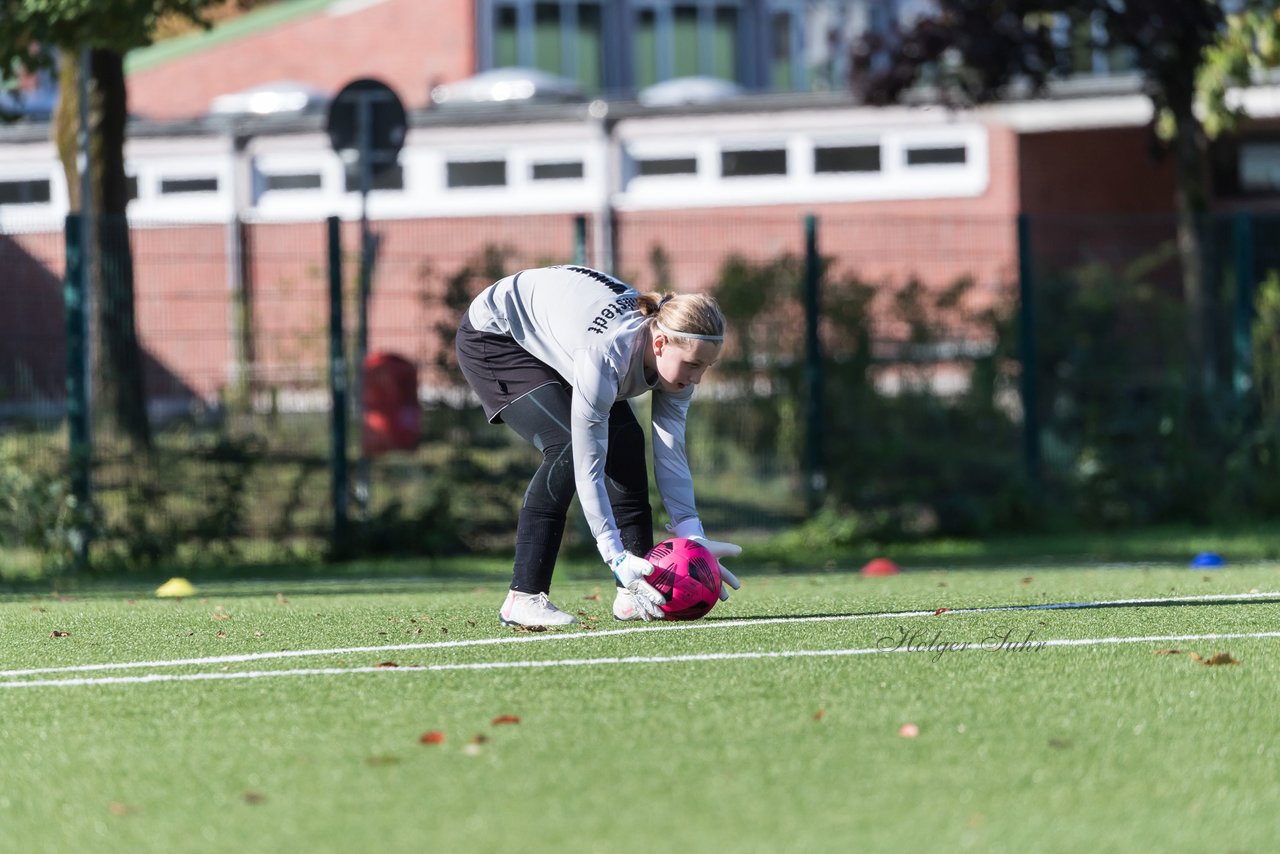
left=1169, top=104, right=1215, bottom=401
left=54, top=49, right=152, bottom=452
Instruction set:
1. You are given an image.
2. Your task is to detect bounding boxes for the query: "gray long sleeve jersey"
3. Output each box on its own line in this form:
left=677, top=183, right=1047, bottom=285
left=466, top=265, right=700, bottom=561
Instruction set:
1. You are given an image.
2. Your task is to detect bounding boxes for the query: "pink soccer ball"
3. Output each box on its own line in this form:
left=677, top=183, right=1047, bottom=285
left=645, top=538, right=722, bottom=621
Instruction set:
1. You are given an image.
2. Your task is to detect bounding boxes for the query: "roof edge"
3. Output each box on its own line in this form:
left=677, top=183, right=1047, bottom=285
left=125, top=0, right=339, bottom=75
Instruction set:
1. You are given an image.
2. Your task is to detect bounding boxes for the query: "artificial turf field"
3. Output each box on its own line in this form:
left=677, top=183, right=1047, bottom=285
left=2, top=563, right=1277, bottom=853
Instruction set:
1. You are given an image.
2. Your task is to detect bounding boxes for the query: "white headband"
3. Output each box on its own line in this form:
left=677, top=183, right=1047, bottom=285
left=654, top=319, right=724, bottom=342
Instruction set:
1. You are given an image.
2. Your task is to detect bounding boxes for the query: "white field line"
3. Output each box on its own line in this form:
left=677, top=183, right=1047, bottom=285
left=3, top=590, right=1277, bottom=681
left=2, top=630, right=1279, bottom=690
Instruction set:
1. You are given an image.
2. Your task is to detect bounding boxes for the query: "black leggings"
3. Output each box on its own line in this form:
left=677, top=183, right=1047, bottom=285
left=499, top=383, right=654, bottom=594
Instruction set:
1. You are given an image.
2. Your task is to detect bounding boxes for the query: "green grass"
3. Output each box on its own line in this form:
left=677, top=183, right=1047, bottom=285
left=2, top=562, right=1278, bottom=853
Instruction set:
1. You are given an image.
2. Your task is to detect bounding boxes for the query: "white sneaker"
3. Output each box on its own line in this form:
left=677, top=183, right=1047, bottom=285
left=499, top=590, right=578, bottom=628
left=613, top=588, right=644, bottom=621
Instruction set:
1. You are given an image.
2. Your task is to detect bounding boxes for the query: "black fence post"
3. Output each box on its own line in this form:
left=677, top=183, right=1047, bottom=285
left=573, top=215, right=588, bottom=265
left=1017, top=213, right=1041, bottom=487
left=1232, top=212, right=1257, bottom=405
left=327, top=216, right=349, bottom=557
left=803, top=213, right=825, bottom=511
left=63, top=213, right=92, bottom=569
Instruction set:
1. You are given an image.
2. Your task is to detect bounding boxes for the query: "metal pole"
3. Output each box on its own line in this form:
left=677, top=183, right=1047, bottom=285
left=68, top=47, right=95, bottom=569
left=327, top=216, right=349, bottom=557
left=76, top=47, right=93, bottom=458
left=803, top=213, right=825, bottom=511
left=354, top=95, right=373, bottom=521
left=63, top=215, right=91, bottom=569
left=1232, top=212, right=1256, bottom=405
left=573, top=214, right=588, bottom=265
left=1017, top=213, right=1041, bottom=486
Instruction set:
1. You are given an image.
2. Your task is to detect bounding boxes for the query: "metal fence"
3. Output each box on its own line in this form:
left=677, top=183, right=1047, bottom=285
left=2, top=208, right=1276, bottom=571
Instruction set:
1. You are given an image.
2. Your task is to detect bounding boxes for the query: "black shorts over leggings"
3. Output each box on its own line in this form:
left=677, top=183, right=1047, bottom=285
left=455, top=314, right=565, bottom=423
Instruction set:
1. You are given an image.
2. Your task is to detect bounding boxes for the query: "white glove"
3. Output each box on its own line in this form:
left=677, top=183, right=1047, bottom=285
left=691, top=536, right=742, bottom=601
left=669, top=521, right=743, bottom=602
left=608, top=552, right=666, bottom=621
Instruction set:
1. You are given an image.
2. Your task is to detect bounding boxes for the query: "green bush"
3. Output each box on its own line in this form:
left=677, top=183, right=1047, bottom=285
left=0, top=448, right=97, bottom=575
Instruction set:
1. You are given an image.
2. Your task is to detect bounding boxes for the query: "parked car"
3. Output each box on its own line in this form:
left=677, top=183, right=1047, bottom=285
left=208, top=80, right=331, bottom=117
left=637, top=76, right=745, bottom=107
left=430, top=67, right=587, bottom=108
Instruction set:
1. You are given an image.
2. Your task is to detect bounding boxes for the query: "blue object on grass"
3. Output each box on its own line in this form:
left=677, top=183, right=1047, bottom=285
left=1189, top=552, right=1225, bottom=568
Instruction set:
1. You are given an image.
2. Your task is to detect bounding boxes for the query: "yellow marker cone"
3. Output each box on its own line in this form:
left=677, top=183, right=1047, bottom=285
left=155, top=577, right=196, bottom=598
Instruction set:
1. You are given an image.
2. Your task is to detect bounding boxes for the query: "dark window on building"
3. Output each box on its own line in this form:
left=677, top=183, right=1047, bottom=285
left=771, top=11, right=793, bottom=90
left=905, top=146, right=967, bottom=166
left=125, top=175, right=139, bottom=201
left=265, top=173, right=323, bottom=192
left=159, top=176, right=219, bottom=194
left=635, top=8, right=658, bottom=88
left=447, top=160, right=507, bottom=188
left=636, top=156, right=697, bottom=176
left=815, top=145, right=880, bottom=173
left=0, top=178, right=52, bottom=205
left=722, top=148, right=787, bottom=177
left=495, top=5, right=518, bottom=65
left=344, top=164, right=404, bottom=192
left=1240, top=141, right=1280, bottom=194
left=532, top=161, right=584, bottom=180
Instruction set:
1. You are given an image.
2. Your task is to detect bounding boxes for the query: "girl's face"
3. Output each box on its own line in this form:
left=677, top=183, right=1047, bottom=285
left=651, top=333, right=721, bottom=393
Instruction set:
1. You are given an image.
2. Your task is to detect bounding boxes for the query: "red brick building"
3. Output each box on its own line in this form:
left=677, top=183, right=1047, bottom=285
left=6, top=0, right=1274, bottom=417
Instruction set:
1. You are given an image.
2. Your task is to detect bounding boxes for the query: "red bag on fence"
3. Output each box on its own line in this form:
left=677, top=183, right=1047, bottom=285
left=362, top=352, right=420, bottom=455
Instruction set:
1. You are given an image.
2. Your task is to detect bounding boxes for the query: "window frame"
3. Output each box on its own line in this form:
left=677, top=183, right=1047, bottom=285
left=482, top=0, right=608, bottom=92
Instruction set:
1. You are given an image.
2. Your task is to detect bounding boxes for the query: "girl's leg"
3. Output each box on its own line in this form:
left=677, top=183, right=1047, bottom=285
left=497, top=384, right=575, bottom=595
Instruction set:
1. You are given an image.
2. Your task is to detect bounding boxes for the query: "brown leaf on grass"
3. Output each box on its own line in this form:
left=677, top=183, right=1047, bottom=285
left=1047, top=738, right=1072, bottom=749
left=584, top=592, right=602, bottom=601
left=440, top=626, right=448, bottom=634
left=31, top=607, right=46, bottom=612
left=1154, top=648, right=1183, bottom=655
left=49, top=630, right=70, bottom=638
left=109, top=802, right=134, bottom=816
left=242, top=791, right=266, bottom=805
left=374, top=661, right=399, bottom=669
left=813, top=709, right=826, bottom=721
left=933, top=608, right=951, bottom=616
left=471, top=734, right=490, bottom=744
left=275, top=593, right=288, bottom=604
left=491, top=714, right=520, bottom=725
left=419, top=730, right=445, bottom=745
left=253, top=631, right=265, bottom=638
left=365, top=755, right=401, bottom=766
left=1021, top=577, right=1034, bottom=586
left=512, top=625, right=546, bottom=633
left=1190, top=652, right=1239, bottom=666
left=211, top=612, right=231, bottom=620
left=215, top=630, right=228, bottom=639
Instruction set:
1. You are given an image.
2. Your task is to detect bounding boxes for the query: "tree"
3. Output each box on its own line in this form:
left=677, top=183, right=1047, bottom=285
left=0, top=1, right=253, bottom=451
left=852, top=1, right=1280, bottom=399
